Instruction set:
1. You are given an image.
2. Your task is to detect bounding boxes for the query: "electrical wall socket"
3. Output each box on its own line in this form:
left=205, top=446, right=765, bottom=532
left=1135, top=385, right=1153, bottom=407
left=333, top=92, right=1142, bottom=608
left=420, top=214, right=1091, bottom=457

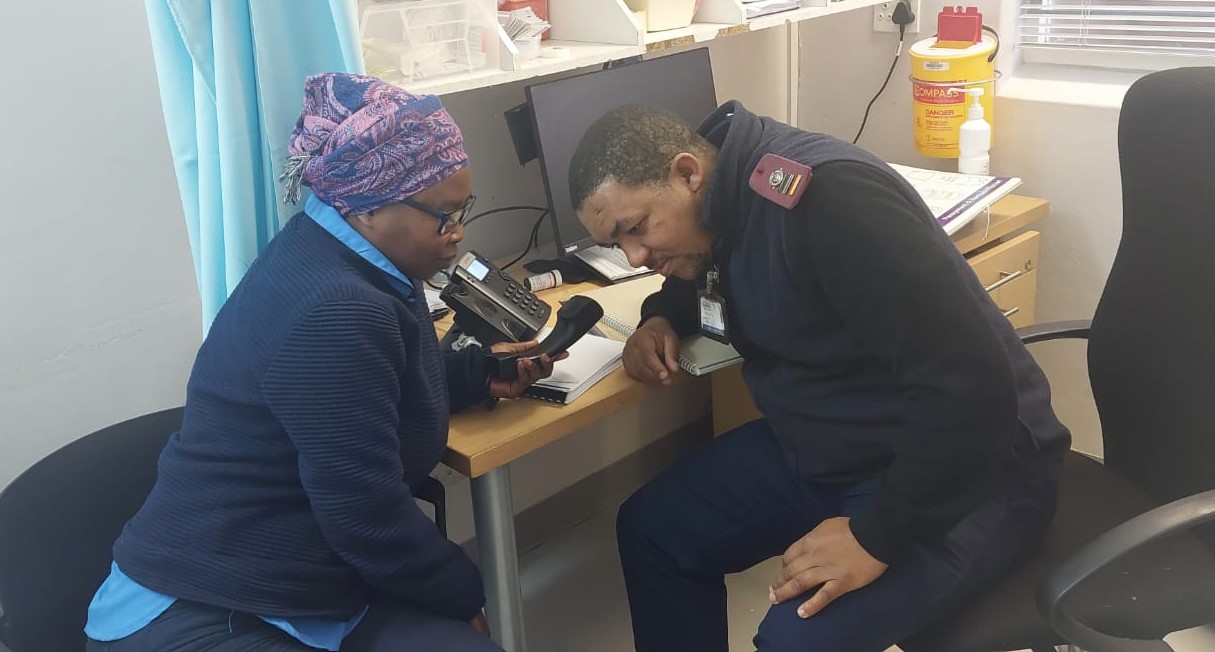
left=873, top=0, right=920, bottom=34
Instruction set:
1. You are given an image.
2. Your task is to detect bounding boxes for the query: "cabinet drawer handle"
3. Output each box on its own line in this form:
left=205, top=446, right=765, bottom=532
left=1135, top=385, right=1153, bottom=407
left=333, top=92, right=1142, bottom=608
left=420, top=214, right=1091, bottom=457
left=985, top=268, right=1028, bottom=293
left=1002, top=307, right=1021, bottom=318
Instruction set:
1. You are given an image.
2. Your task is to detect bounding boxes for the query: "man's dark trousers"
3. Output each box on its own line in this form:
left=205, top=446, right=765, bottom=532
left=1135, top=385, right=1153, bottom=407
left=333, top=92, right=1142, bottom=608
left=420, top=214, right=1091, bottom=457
left=616, top=418, right=1057, bottom=652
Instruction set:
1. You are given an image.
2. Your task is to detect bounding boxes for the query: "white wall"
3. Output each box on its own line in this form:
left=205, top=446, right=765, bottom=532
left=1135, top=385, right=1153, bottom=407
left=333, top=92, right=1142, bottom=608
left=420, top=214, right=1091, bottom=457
left=0, top=3, right=788, bottom=540
left=797, top=0, right=1004, bottom=169
left=0, top=1, right=202, bottom=488
left=796, top=2, right=1130, bottom=456
left=993, top=95, right=1122, bottom=457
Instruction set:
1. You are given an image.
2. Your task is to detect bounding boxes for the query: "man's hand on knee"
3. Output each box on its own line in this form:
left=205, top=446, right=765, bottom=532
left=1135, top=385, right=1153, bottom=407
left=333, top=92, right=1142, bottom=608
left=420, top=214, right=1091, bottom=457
left=768, top=517, right=888, bottom=619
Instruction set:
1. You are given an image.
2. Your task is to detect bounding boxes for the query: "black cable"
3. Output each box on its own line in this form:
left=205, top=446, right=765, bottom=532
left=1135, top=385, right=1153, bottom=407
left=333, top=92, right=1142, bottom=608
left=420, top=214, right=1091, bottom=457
left=463, top=205, right=548, bottom=228
left=853, top=24, right=906, bottom=145
left=501, top=211, right=550, bottom=270
left=424, top=209, right=548, bottom=289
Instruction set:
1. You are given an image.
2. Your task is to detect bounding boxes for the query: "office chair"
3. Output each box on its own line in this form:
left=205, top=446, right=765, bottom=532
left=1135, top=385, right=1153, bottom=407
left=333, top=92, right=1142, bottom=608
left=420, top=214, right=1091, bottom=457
left=0, top=408, right=448, bottom=652
left=0, top=408, right=182, bottom=652
left=901, top=66, right=1215, bottom=652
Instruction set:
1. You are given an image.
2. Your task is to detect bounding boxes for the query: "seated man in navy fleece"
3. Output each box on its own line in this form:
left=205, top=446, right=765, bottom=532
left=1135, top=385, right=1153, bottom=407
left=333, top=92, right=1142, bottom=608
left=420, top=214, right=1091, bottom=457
left=568, top=102, right=1069, bottom=652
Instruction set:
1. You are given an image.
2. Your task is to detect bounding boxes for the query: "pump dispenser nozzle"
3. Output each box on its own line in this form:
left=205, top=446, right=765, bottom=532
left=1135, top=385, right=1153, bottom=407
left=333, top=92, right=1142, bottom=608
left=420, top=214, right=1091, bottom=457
left=964, top=87, right=984, bottom=119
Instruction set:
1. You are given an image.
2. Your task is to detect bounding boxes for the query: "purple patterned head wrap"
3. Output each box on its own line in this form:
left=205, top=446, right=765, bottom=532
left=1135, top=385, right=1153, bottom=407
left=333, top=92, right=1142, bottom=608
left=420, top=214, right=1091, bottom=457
left=280, top=73, right=468, bottom=217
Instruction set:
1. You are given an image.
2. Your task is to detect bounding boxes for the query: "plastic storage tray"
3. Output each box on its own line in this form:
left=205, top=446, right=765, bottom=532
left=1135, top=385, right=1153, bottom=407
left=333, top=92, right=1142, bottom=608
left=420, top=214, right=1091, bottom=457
left=361, top=0, right=498, bottom=83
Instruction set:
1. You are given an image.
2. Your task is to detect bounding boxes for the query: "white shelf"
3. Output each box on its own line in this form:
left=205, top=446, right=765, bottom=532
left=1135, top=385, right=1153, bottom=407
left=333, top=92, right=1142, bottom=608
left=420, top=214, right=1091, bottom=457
left=372, top=0, right=887, bottom=95
left=748, top=5, right=830, bottom=31
left=400, top=41, right=641, bottom=96
left=645, top=0, right=886, bottom=52
left=821, top=0, right=891, bottom=17
left=643, top=22, right=741, bottom=50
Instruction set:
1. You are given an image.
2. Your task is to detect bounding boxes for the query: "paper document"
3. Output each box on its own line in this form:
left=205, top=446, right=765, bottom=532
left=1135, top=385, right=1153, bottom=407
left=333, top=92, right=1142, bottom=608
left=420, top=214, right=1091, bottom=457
left=888, top=163, right=1023, bottom=236
left=573, top=244, right=652, bottom=283
left=499, top=7, right=550, bottom=40
left=742, top=0, right=800, bottom=19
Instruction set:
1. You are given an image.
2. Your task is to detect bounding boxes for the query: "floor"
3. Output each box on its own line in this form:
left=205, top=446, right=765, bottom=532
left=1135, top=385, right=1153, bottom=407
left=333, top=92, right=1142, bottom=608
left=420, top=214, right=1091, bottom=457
left=516, top=510, right=1215, bottom=652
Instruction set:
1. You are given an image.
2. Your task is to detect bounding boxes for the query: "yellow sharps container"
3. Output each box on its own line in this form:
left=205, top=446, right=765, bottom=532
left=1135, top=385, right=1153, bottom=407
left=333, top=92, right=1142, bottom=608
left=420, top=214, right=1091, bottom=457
left=910, top=33, right=997, bottom=158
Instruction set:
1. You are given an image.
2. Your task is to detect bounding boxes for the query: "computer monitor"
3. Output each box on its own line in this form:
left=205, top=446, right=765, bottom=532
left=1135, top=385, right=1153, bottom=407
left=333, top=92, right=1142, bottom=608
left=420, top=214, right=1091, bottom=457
left=525, top=48, right=718, bottom=259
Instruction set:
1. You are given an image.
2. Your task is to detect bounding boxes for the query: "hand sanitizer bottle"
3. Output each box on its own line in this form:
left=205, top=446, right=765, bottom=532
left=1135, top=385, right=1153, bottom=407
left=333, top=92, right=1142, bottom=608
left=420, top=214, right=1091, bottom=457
left=957, top=88, right=991, bottom=175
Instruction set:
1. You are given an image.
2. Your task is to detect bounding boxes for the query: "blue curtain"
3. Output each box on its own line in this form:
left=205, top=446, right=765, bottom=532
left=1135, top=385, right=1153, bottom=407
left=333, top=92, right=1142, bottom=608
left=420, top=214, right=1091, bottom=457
left=145, top=0, right=365, bottom=330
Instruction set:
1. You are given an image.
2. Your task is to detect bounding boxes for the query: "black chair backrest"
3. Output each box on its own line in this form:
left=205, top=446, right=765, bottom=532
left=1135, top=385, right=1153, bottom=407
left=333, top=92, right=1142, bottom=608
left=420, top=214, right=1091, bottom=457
left=0, top=408, right=183, bottom=652
left=1088, top=67, right=1215, bottom=541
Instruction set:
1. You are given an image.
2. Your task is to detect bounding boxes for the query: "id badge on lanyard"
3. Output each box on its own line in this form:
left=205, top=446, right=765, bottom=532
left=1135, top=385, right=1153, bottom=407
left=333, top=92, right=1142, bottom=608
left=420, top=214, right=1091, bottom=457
left=698, top=266, right=730, bottom=344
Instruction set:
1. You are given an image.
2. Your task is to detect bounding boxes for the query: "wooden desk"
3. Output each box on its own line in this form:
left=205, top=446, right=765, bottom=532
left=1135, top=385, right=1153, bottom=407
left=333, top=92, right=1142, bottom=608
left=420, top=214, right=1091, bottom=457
left=440, top=281, right=653, bottom=478
left=444, top=195, right=1049, bottom=651
left=951, top=194, right=1049, bottom=256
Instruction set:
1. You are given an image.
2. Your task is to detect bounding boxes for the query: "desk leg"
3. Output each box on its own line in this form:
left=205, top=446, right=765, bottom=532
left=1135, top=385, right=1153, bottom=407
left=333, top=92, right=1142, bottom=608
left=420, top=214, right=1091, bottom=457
left=471, top=466, right=526, bottom=652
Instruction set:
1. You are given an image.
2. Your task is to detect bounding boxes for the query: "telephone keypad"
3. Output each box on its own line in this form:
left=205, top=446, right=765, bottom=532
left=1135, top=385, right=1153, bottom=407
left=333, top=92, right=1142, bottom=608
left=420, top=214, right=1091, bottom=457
left=503, top=283, right=539, bottom=311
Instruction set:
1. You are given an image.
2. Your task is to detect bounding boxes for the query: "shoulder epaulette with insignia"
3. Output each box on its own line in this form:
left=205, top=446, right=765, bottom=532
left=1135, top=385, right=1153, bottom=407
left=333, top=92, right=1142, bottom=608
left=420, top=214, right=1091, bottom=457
left=749, top=153, right=812, bottom=210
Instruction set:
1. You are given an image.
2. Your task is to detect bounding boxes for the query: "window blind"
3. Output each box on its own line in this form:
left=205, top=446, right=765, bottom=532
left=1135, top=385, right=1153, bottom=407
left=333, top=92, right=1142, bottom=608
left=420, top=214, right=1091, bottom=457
left=1018, top=0, right=1215, bottom=55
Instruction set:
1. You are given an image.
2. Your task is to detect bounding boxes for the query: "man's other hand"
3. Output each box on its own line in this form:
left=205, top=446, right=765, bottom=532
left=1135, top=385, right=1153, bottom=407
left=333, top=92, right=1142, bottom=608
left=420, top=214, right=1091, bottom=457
left=769, top=517, right=889, bottom=619
left=622, top=317, right=681, bottom=385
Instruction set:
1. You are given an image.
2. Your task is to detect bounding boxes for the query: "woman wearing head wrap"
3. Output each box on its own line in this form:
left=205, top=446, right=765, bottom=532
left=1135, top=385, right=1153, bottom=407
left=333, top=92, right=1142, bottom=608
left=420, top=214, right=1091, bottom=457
left=82, top=73, right=555, bottom=651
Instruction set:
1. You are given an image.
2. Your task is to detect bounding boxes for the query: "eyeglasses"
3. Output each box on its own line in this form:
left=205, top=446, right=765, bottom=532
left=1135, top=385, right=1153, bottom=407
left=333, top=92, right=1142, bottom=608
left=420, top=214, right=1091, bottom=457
left=401, top=194, right=477, bottom=235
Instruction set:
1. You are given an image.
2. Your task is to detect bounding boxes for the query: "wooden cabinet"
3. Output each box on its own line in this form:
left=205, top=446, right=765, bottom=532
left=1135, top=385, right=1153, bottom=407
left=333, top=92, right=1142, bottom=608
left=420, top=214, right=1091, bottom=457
left=968, top=231, right=1039, bottom=328
left=710, top=195, right=1050, bottom=435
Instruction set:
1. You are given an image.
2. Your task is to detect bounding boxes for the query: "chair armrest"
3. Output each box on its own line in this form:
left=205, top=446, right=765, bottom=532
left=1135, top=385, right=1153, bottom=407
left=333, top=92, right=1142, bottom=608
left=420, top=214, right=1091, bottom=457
left=1036, top=489, right=1215, bottom=652
left=1016, top=319, right=1093, bottom=345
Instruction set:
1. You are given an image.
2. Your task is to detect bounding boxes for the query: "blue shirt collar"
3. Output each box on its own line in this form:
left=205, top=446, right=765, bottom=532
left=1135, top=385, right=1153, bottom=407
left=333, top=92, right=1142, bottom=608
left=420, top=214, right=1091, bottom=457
left=305, top=195, right=414, bottom=298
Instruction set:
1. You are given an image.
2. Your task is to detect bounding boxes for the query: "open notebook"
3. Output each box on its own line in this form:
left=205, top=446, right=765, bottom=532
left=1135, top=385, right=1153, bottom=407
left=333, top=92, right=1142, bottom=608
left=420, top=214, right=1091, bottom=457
left=575, top=275, right=742, bottom=376
left=524, top=329, right=625, bottom=404
left=888, top=163, right=1022, bottom=236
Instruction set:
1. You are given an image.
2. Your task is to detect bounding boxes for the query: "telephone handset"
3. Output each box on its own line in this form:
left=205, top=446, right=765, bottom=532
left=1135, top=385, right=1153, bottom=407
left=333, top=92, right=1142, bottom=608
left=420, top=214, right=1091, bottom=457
left=440, top=251, right=552, bottom=346
left=488, top=295, right=604, bottom=381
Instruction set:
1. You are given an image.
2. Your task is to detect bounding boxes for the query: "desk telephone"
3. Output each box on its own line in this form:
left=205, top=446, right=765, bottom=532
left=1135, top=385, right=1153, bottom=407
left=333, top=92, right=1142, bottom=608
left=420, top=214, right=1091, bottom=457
left=440, top=251, right=604, bottom=381
left=441, top=251, right=552, bottom=345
